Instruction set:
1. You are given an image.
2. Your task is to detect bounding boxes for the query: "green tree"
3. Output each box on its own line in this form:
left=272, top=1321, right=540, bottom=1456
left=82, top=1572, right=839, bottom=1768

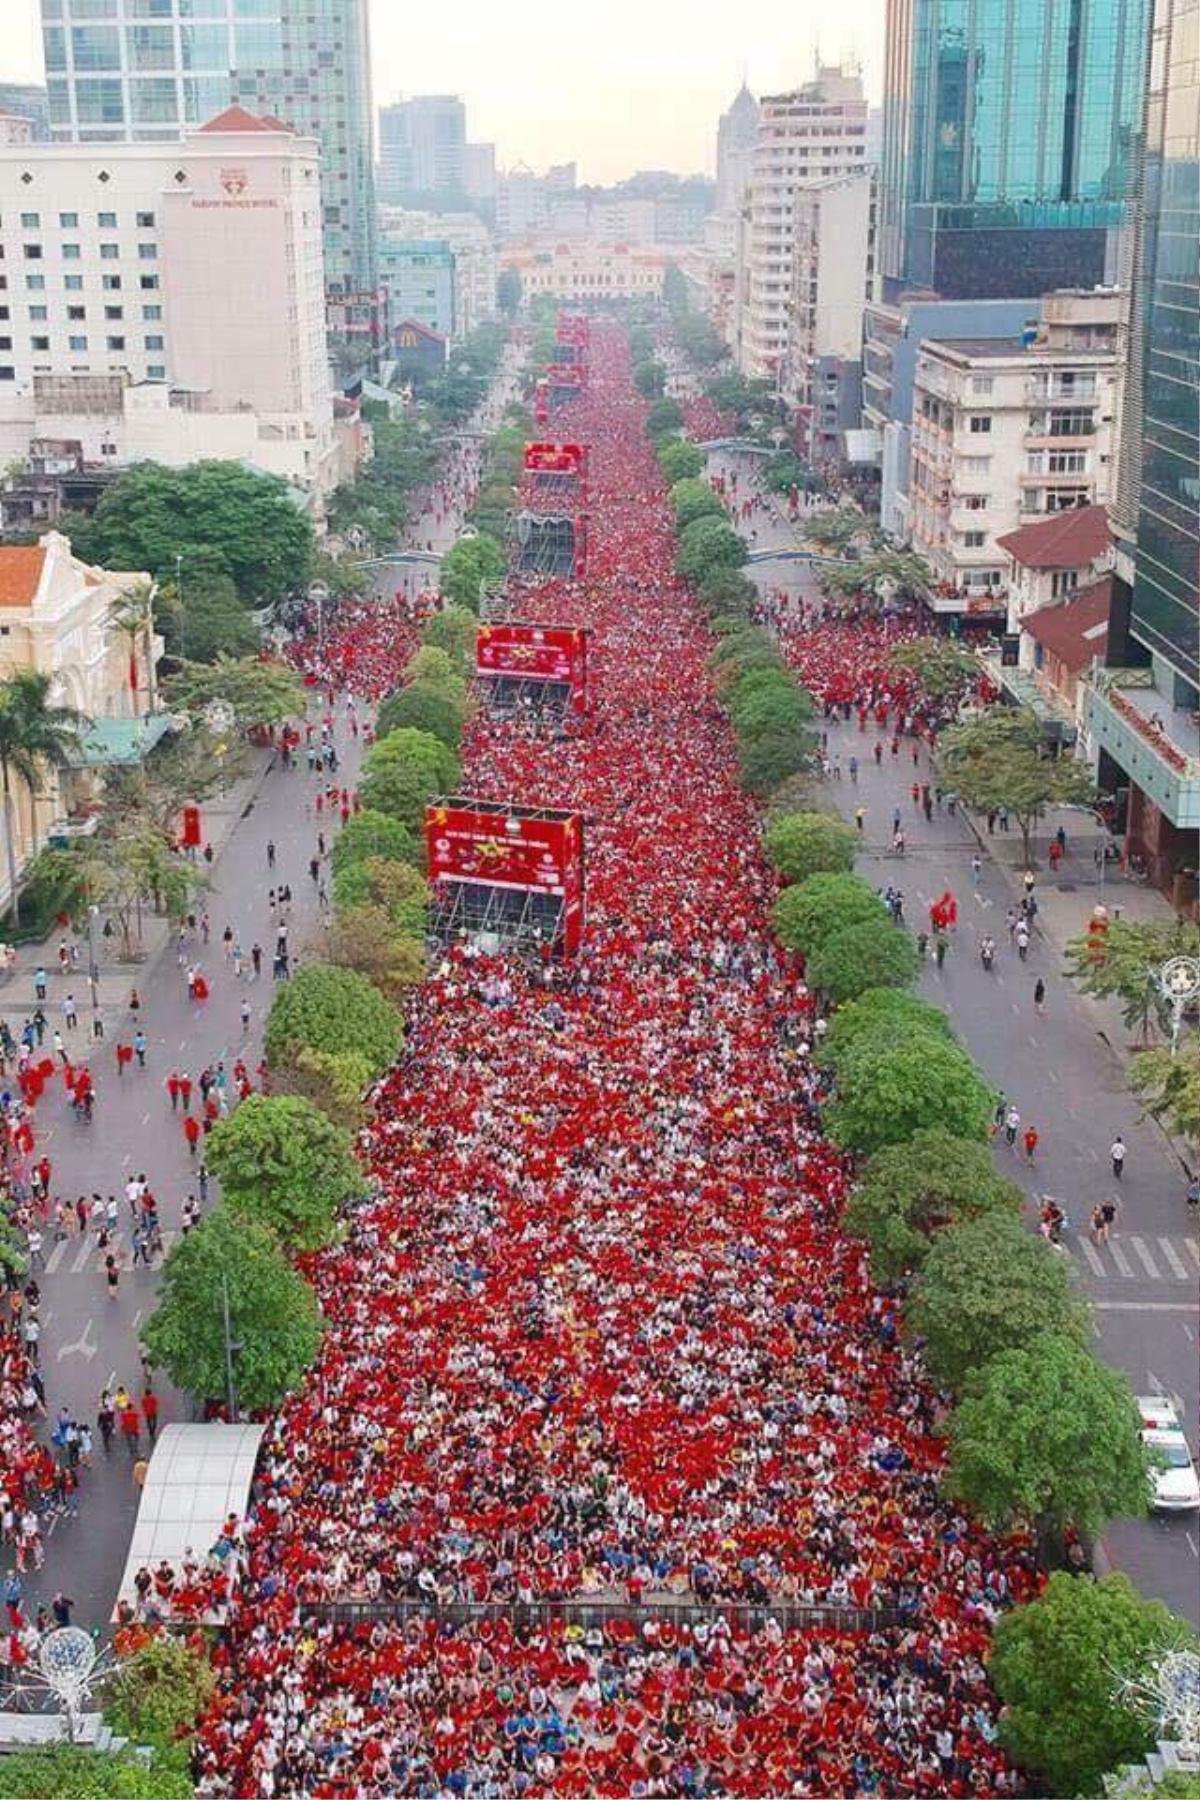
left=696, top=568, right=759, bottom=619
left=1129, top=1042, right=1200, bottom=1142
left=78, top=827, right=203, bottom=957
left=421, top=604, right=478, bottom=670
left=763, top=810, right=857, bottom=884
left=1065, top=918, right=1200, bottom=1045
left=709, top=627, right=783, bottom=688
left=331, top=854, right=427, bottom=937
left=205, top=1093, right=360, bottom=1250
left=497, top=268, right=522, bottom=315
left=360, top=727, right=460, bottom=831
left=165, top=657, right=305, bottom=729
left=265, top=962, right=400, bottom=1078
left=771, top=872, right=889, bottom=957
left=330, top=901, right=425, bottom=1002
left=439, top=533, right=506, bottom=610
left=819, top=987, right=954, bottom=1067
left=803, top=505, right=870, bottom=553
left=0, top=1746, right=192, bottom=1799
left=0, top=671, right=86, bottom=925
left=670, top=478, right=724, bottom=530
left=936, top=707, right=1095, bottom=863
left=728, top=680, right=815, bottom=748
left=375, top=683, right=467, bottom=750
left=844, top=1128, right=1023, bottom=1284
left=988, top=1573, right=1199, bottom=1797
left=657, top=437, right=705, bottom=483
left=806, top=917, right=920, bottom=1005
left=78, top=461, right=314, bottom=601
left=103, top=1634, right=215, bottom=1750
left=142, top=1207, right=322, bottom=1411
left=676, top=514, right=747, bottom=583
left=646, top=396, right=685, bottom=439
left=1147, top=1776, right=1200, bottom=1799
left=329, top=808, right=418, bottom=874
left=909, top=1213, right=1090, bottom=1389
left=633, top=358, right=667, bottom=398
left=106, top=581, right=159, bottom=711
left=738, top=730, right=814, bottom=799
left=277, top=1045, right=375, bottom=1131
left=889, top=635, right=979, bottom=700
left=159, top=569, right=260, bottom=665
left=826, top=1032, right=994, bottom=1153
left=944, top=1335, right=1150, bottom=1547
left=403, top=645, right=469, bottom=700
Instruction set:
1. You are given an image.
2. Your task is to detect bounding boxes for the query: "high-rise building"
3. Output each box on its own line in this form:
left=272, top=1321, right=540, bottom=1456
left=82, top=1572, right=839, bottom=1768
left=40, top=0, right=375, bottom=297
left=0, top=84, right=50, bottom=141
left=1084, top=0, right=1199, bottom=891
left=735, top=68, right=869, bottom=379
left=715, top=83, right=758, bottom=220
left=783, top=172, right=877, bottom=465
left=464, top=142, right=497, bottom=202
left=377, top=97, right=466, bottom=199
left=880, top=0, right=1150, bottom=297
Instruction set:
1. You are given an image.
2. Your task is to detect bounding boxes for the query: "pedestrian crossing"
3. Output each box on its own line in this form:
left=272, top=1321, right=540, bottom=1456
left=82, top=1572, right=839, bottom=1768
left=37, top=1226, right=179, bottom=1278
left=1072, top=1232, right=1200, bottom=1286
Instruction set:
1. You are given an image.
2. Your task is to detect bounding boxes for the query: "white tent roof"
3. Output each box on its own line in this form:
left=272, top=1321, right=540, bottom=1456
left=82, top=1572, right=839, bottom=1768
left=114, top=1421, right=265, bottom=1618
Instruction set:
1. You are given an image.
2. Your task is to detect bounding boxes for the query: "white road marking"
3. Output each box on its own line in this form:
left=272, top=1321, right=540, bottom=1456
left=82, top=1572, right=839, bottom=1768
left=1186, top=1239, right=1200, bottom=1268
left=45, top=1239, right=69, bottom=1275
left=56, top=1315, right=97, bottom=1362
left=1108, top=1239, right=1136, bottom=1278
left=1129, top=1235, right=1162, bottom=1280
left=1080, top=1240, right=1107, bottom=1278
left=69, top=1237, right=94, bottom=1274
left=1158, top=1238, right=1189, bottom=1280
left=1094, top=1301, right=1200, bottom=1312
left=1186, top=1533, right=1199, bottom=1561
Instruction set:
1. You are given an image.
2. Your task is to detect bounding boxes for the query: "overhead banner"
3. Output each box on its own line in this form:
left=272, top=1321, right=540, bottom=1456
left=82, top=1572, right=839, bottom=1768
left=475, top=622, right=589, bottom=712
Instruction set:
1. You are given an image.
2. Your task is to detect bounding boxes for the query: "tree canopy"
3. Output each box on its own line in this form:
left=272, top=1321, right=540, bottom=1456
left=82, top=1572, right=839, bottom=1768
left=265, top=962, right=400, bottom=1078
left=329, top=808, right=418, bottom=874
left=1129, top=1042, right=1200, bottom=1142
left=0, top=1746, right=192, bottom=1798
left=825, top=1031, right=994, bottom=1154
left=844, top=1128, right=1023, bottom=1284
left=65, top=460, right=314, bottom=602
left=944, top=1334, right=1150, bottom=1543
left=360, top=727, right=460, bottom=830
left=657, top=437, right=705, bottom=484
left=670, top=478, right=725, bottom=530
left=676, top=514, right=747, bottom=583
left=1065, top=917, right=1200, bottom=1044
left=988, top=1573, right=1199, bottom=1797
left=936, top=708, right=1094, bottom=861
left=331, top=854, right=427, bottom=938
left=771, top=873, right=889, bottom=957
left=103, top=1634, right=215, bottom=1751
left=439, top=534, right=506, bottom=610
left=375, top=682, right=468, bottom=750
left=806, top=917, right=920, bottom=1005
left=165, top=657, right=305, bottom=729
left=818, top=988, right=954, bottom=1069
left=420, top=604, right=478, bottom=670
left=205, top=1093, right=360, bottom=1250
left=763, top=811, right=858, bottom=884
left=908, top=1213, right=1090, bottom=1390
left=889, top=636, right=979, bottom=700
left=142, top=1207, right=322, bottom=1412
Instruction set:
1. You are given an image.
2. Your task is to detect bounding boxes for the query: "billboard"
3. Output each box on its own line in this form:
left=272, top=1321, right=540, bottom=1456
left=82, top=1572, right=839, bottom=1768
left=425, top=801, right=586, bottom=953
left=522, top=442, right=587, bottom=478
left=475, top=622, right=589, bottom=712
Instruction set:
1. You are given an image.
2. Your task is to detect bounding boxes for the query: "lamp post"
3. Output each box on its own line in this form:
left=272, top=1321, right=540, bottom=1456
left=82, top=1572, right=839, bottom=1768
left=87, top=903, right=101, bottom=1035
left=175, top=552, right=185, bottom=663
left=221, top=1272, right=241, bottom=1424
left=307, top=580, right=331, bottom=651
left=1156, top=956, right=1200, bottom=1059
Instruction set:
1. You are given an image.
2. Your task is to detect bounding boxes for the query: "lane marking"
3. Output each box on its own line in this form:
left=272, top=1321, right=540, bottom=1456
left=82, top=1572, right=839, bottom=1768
left=1079, top=1240, right=1107, bottom=1278
left=1095, top=1301, right=1200, bottom=1312
left=1130, top=1235, right=1162, bottom=1280
left=1158, top=1238, right=1189, bottom=1280
left=1108, top=1239, right=1136, bottom=1278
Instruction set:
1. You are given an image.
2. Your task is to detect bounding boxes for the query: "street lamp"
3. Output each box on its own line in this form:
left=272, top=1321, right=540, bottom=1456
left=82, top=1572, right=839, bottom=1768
left=221, top=1272, right=241, bottom=1423
left=307, top=579, right=331, bottom=651
left=1156, top=956, right=1200, bottom=1058
left=87, top=903, right=101, bottom=1036
left=175, top=552, right=185, bottom=662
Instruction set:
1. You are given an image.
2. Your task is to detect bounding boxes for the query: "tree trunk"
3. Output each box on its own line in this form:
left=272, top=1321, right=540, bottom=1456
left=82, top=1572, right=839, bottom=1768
left=1, top=766, right=20, bottom=928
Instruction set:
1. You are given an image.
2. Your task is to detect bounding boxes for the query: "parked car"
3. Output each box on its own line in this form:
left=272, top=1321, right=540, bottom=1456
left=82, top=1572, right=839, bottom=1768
left=1137, top=1395, right=1200, bottom=1512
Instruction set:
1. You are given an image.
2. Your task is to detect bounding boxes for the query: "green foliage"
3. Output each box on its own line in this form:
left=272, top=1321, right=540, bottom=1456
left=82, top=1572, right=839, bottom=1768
left=819, top=987, right=954, bottom=1068
left=331, top=855, right=427, bottom=937
left=822, top=549, right=933, bottom=601
left=806, top=917, right=920, bottom=1005
left=763, top=810, right=858, bottom=884
left=771, top=872, right=889, bottom=957
left=72, top=460, right=314, bottom=601
left=676, top=514, right=747, bottom=583
left=329, top=808, right=418, bottom=874
left=420, top=604, right=478, bottom=670
left=497, top=268, right=521, bottom=315
left=910, top=1213, right=1089, bottom=1390
left=439, top=533, right=506, bottom=610
left=646, top=396, right=685, bottom=439
left=75, top=827, right=203, bottom=958
left=325, top=416, right=437, bottom=550
left=330, top=902, right=425, bottom=1002
left=158, top=567, right=260, bottom=664
left=737, top=730, right=813, bottom=799
left=1129, top=1042, right=1200, bottom=1141
left=989, top=1573, right=1199, bottom=1797
left=709, top=627, right=783, bottom=687
left=762, top=450, right=821, bottom=496
left=803, top=505, right=872, bottom=553
left=944, top=1335, right=1150, bottom=1540
left=826, top=1031, right=995, bottom=1154
left=104, top=1634, right=215, bottom=1751
left=0, top=1745, right=192, bottom=1798
left=375, top=682, right=467, bottom=749
left=844, top=1129, right=1023, bottom=1284
left=633, top=358, right=667, bottom=398
left=1065, top=918, right=1200, bottom=1044
left=670, top=477, right=725, bottom=530
left=206, top=1093, right=360, bottom=1250
left=1148, top=1776, right=1200, bottom=1799
left=656, top=437, right=705, bottom=483
left=276, top=1046, right=374, bottom=1131
left=0, top=670, right=86, bottom=925
left=360, top=727, right=460, bottom=831
left=142, top=1207, right=322, bottom=1411
left=164, top=657, right=305, bottom=728
left=265, top=962, right=400, bottom=1078
left=696, top=569, right=759, bottom=619
left=702, top=370, right=775, bottom=429
left=726, top=673, right=814, bottom=744
left=404, top=645, right=468, bottom=698
left=0, top=845, right=87, bottom=942
left=889, top=635, right=978, bottom=700
left=936, top=707, right=1095, bottom=860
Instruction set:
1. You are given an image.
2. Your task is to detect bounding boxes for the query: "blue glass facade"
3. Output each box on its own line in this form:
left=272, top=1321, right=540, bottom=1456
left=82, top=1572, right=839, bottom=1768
left=882, top=0, right=1149, bottom=292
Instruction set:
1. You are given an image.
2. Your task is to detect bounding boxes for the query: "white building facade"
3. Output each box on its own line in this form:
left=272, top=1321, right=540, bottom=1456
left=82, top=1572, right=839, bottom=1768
left=735, top=69, right=869, bottom=380
left=378, top=206, right=496, bottom=339
left=783, top=171, right=876, bottom=461
left=0, top=107, right=339, bottom=502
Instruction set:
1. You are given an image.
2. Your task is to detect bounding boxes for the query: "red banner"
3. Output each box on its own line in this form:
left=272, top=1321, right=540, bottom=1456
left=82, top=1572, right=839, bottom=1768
left=522, top=442, right=586, bottom=477
left=180, top=804, right=202, bottom=849
left=475, top=623, right=589, bottom=712
left=425, top=804, right=585, bottom=953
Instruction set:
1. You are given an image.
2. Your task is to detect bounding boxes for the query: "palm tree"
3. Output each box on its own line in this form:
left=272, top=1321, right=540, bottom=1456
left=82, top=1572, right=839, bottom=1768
left=107, top=582, right=157, bottom=717
left=0, top=672, right=86, bottom=925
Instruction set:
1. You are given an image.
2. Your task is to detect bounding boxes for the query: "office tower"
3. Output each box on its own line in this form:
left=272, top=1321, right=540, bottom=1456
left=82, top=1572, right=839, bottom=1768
left=736, top=68, right=869, bottom=378
left=880, top=0, right=1150, bottom=297
left=0, top=85, right=50, bottom=141
left=464, top=142, right=497, bottom=202
left=40, top=0, right=375, bottom=297
left=377, top=96, right=467, bottom=199
left=715, top=83, right=758, bottom=220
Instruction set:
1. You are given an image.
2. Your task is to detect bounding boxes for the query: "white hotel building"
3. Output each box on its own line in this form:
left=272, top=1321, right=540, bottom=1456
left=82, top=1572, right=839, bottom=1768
left=0, top=104, right=344, bottom=503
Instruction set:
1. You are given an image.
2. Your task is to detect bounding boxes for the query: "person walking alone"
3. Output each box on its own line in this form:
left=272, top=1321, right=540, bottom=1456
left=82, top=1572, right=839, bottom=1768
left=1111, top=1135, right=1126, bottom=1180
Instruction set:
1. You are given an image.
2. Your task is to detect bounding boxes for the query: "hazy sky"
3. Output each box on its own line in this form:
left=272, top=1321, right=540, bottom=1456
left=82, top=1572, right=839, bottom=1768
left=4, top=0, right=882, bottom=183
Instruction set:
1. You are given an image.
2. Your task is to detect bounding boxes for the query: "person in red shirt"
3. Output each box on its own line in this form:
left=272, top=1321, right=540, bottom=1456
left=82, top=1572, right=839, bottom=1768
left=119, top=1402, right=140, bottom=1458
left=141, top=1387, right=159, bottom=1444
left=1023, top=1125, right=1039, bottom=1163
left=178, top=1073, right=193, bottom=1113
left=115, top=1042, right=133, bottom=1076
left=166, top=1071, right=181, bottom=1112
left=183, top=1114, right=201, bottom=1156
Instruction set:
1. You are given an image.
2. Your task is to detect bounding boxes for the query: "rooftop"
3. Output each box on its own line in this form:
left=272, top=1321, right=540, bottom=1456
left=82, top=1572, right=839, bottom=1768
left=1020, top=578, right=1112, bottom=673
left=0, top=545, right=46, bottom=608
left=998, top=504, right=1113, bottom=570
left=925, top=336, right=1116, bottom=364
left=196, top=104, right=293, bottom=135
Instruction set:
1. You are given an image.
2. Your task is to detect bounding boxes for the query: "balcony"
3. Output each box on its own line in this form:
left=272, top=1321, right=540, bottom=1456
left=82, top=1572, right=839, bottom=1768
left=1082, top=672, right=1200, bottom=828
left=1027, top=373, right=1099, bottom=403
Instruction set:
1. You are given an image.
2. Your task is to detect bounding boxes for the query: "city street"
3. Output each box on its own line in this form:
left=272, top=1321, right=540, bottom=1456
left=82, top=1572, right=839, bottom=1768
left=726, top=455, right=1200, bottom=1623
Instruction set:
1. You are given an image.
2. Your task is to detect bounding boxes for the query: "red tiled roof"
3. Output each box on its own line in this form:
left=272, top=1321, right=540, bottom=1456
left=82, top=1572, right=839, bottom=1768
left=1020, top=577, right=1112, bottom=673
left=196, top=105, right=292, bottom=135
left=0, top=545, right=46, bottom=608
left=996, top=504, right=1112, bottom=570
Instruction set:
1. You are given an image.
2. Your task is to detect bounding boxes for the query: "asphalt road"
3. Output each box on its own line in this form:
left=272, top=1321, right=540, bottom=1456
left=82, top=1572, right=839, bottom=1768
left=728, top=460, right=1200, bottom=1623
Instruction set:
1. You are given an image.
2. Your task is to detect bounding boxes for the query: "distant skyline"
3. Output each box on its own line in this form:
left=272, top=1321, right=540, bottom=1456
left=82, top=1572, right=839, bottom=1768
left=4, top=0, right=882, bottom=183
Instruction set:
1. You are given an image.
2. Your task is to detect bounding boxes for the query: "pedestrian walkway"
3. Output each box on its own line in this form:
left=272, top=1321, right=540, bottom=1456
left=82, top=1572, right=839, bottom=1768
left=1066, top=1228, right=1200, bottom=1286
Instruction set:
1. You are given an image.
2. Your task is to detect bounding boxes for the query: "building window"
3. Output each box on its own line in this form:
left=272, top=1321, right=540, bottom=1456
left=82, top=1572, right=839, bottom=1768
left=0, top=369, right=13, bottom=382
left=961, top=455, right=991, bottom=475
left=963, top=530, right=987, bottom=548
left=139, top=275, right=158, bottom=290
left=67, top=305, right=85, bottom=319
left=1051, top=569, right=1080, bottom=598
left=968, top=415, right=992, bottom=434
left=136, top=211, right=155, bottom=228
left=104, top=304, right=123, bottom=319
left=19, top=213, right=39, bottom=230
left=23, top=245, right=42, bottom=261
left=28, top=306, right=46, bottom=321
left=1048, top=409, right=1094, bottom=436
left=106, top=334, right=125, bottom=350
left=141, top=304, right=161, bottom=320
left=97, top=211, right=117, bottom=228
left=137, top=243, right=157, bottom=260
left=146, top=364, right=165, bottom=379
left=102, top=274, right=121, bottom=290
left=64, top=275, right=83, bottom=290
left=58, top=212, right=79, bottom=229
left=99, top=242, right=119, bottom=260
left=1048, top=449, right=1086, bottom=473
left=24, top=276, right=45, bottom=291
left=68, top=335, right=87, bottom=351
left=971, top=375, right=994, bottom=395
left=71, top=24, right=120, bottom=70
left=62, top=243, right=81, bottom=260
left=963, top=493, right=988, bottom=510
left=144, top=333, right=163, bottom=349
left=30, top=336, right=49, bottom=351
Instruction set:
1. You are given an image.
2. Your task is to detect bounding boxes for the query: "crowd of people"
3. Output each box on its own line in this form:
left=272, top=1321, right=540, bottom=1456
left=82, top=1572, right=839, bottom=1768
left=194, top=328, right=1034, bottom=1796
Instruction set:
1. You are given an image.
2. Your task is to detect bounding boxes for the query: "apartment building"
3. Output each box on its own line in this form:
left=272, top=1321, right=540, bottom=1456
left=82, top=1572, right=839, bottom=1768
left=782, top=171, right=876, bottom=463
left=908, top=290, right=1121, bottom=615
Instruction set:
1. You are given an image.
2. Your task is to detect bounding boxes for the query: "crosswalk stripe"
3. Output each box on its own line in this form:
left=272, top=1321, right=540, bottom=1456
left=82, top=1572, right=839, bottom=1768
left=1108, top=1239, right=1136, bottom=1278
left=69, top=1237, right=94, bottom=1274
left=1079, top=1240, right=1107, bottom=1278
left=1129, top=1236, right=1162, bottom=1280
left=1186, top=1239, right=1200, bottom=1269
left=44, top=1238, right=69, bottom=1274
left=1158, top=1238, right=1189, bottom=1280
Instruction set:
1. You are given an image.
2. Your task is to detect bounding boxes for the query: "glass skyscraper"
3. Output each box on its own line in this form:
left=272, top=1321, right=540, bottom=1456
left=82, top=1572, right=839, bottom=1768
left=881, top=0, right=1150, bottom=295
left=40, top=0, right=375, bottom=294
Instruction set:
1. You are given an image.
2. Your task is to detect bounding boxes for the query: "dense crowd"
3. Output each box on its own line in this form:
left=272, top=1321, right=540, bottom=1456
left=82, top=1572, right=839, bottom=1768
left=195, top=328, right=1032, bottom=1797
